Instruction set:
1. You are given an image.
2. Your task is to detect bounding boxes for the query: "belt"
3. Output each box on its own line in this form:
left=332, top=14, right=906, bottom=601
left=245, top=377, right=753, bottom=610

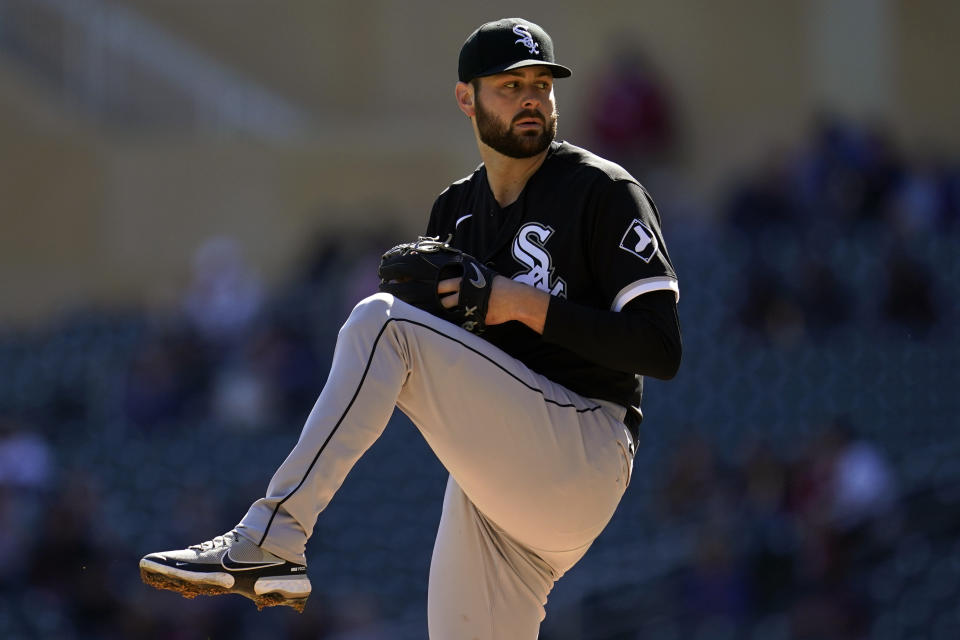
left=623, top=407, right=641, bottom=449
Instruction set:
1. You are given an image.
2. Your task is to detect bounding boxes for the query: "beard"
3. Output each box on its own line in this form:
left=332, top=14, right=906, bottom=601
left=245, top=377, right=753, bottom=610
left=475, top=96, right=558, bottom=159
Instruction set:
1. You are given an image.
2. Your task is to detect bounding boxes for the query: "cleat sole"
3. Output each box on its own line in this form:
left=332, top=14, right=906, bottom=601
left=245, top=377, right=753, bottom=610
left=139, top=560, right=309, bottom=613
left=139, top=566, right=231, bottom=600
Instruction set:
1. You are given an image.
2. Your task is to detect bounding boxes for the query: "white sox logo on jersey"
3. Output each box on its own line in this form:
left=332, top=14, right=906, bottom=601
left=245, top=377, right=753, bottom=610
left=619, top=218, right=659, bottom=263
left=512, top=25, right=540, bottom=55
left=512, top=223, right=566, bottom=297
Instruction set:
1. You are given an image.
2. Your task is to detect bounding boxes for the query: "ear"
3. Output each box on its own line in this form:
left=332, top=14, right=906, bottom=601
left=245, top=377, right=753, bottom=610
left=455, top=81, right=475, bottom=118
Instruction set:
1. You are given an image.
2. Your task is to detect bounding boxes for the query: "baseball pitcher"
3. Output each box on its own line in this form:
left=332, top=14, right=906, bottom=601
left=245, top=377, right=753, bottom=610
left=140, top=17, right=682, bottom=639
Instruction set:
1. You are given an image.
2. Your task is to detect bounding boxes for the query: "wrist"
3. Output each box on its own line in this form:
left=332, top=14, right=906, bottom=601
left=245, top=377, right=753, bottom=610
left=495, top=276, right=549, bottom=334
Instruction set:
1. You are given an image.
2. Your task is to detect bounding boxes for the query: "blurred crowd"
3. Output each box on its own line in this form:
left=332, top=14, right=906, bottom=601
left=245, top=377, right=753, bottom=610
left=722, top=115, right=958, bottom=346
left=656, top=418, right=900, bottom=639
left=561, top=414, right=960, bottom=640
left=2, top=48, right=959, bottom=637
left=0, top=229, right=403, bottom=637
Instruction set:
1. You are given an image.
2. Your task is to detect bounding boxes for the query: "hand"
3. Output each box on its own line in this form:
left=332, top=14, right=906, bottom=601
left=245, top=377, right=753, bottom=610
left=439, top=275, right=549, bottom=333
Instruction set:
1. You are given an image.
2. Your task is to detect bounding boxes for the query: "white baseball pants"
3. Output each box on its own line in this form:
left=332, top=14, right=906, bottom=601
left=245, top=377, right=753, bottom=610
left=237, top=293, right=635, bottom=639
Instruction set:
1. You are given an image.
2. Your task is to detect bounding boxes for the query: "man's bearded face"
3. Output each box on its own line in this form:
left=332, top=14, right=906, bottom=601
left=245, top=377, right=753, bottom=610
left=474, top=89, right=558, bottom=159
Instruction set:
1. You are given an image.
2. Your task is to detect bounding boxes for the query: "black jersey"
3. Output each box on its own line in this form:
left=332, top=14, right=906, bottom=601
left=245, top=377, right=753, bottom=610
left=426, top=141, right=679, bottom=411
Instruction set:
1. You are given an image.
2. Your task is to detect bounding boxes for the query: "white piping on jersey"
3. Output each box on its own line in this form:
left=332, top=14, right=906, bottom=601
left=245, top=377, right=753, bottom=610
left=455, top=214, right=473, bottom=229
left=612, top=277, right=679, bottom=311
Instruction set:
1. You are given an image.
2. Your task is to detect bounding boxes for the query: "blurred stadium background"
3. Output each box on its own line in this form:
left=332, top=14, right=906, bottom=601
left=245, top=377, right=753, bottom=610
left=1, top=1, right=957, bottom=638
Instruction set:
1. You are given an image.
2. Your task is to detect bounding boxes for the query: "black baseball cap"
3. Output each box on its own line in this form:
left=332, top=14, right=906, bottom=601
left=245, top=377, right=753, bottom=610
left=458, top=18, right=572, bottom=83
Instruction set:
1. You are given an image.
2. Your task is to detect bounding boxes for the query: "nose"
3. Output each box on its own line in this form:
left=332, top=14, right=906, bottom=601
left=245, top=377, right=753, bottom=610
left=521, top=91, right=541, bottom=109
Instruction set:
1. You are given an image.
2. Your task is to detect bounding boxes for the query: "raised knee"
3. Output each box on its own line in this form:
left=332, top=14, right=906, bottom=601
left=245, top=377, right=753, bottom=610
left=345, top=292, right=394, bottom=328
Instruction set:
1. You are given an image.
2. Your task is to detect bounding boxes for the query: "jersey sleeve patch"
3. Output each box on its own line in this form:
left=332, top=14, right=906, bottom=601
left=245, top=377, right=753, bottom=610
left=619, top=218, right=659, bottom=263
left=612, top=276, right=680, bottom=311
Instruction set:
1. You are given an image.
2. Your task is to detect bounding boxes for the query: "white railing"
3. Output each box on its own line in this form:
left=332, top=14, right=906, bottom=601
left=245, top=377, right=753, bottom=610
left=0, top=0, right=311, bottom=138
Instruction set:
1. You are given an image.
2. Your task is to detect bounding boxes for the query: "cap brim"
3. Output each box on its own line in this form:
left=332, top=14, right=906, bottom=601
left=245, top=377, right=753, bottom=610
left=474, top=60, right=572, bottom=79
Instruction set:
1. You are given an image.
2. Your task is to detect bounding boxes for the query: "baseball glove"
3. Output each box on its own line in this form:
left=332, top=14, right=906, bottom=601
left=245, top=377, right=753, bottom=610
left=378, top=237, right=496, bottom=334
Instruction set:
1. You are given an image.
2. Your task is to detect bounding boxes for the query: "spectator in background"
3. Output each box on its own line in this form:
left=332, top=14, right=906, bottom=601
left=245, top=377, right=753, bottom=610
left=295, top=224, right=403, bottom=332
left=826, top=420, right=897, bottom=534
left=0, top=417, right=53, bottom=594
left=740, top=440, right=798, bottom=616
left=888, top=154, right=960, bottom=235
left=880, top=248, right=938, bottom=338
left=943, top=161, right=960, bottom=231
left=677, top=532, right=750, bottom=630
left=248, top=322, right=324, bottom=423
left=721, top=113, right=960, bottom=342
left=0, top=417, right=52, bottom=490
left=26, top=471, right=124, bottom=638
left=889, top=158, right=944, bottom=235
left=122, top=328, right=212, bottom=429
left=792, top=115, right=903, bottom=234
left=734, top=262, right=807, bottom=347
left=585, top=40, right=677, bottom=174
left=660, top=431, right=718, bottom=522
left=786, top=419, right=890, bottom=639
left=211, top=320, right=326, bottom=430
left=725, top=149, right=801, bottom=241
left=181, top=235, right=263, bottom=348
left=795, top=259, right=851, bottom=340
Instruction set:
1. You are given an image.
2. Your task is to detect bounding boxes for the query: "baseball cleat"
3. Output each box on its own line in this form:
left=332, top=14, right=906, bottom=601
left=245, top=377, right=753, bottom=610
left=139, top=530, right=311, bottom=612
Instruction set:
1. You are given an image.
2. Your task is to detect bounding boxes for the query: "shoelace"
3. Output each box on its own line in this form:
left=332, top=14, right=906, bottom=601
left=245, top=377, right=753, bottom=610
left=189, top=530, right=238, bottom=552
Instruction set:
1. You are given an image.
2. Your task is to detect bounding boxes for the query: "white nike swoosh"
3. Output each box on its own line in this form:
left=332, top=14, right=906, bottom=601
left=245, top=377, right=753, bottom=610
left=455, top=214, right=473, bottom=229
left=175, top=561, right=187, bottom=566
left=468, top=263, right=486, bottom=288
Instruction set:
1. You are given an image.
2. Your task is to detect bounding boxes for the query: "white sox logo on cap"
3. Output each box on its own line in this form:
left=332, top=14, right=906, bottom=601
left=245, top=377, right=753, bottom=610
left=512, top=25, right=540, bottom=55
left=457, top=18, right=571, bottom=82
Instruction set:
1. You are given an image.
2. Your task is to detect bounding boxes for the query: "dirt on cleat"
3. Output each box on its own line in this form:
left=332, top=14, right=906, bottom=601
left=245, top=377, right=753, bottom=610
left=140, top=567, right=306, bottom=613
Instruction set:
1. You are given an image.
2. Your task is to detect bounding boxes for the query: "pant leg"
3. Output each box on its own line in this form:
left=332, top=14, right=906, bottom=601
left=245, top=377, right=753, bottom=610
left=428, top=476, right=560, bottom=640
left=238, top=293, right=634, bottom=567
